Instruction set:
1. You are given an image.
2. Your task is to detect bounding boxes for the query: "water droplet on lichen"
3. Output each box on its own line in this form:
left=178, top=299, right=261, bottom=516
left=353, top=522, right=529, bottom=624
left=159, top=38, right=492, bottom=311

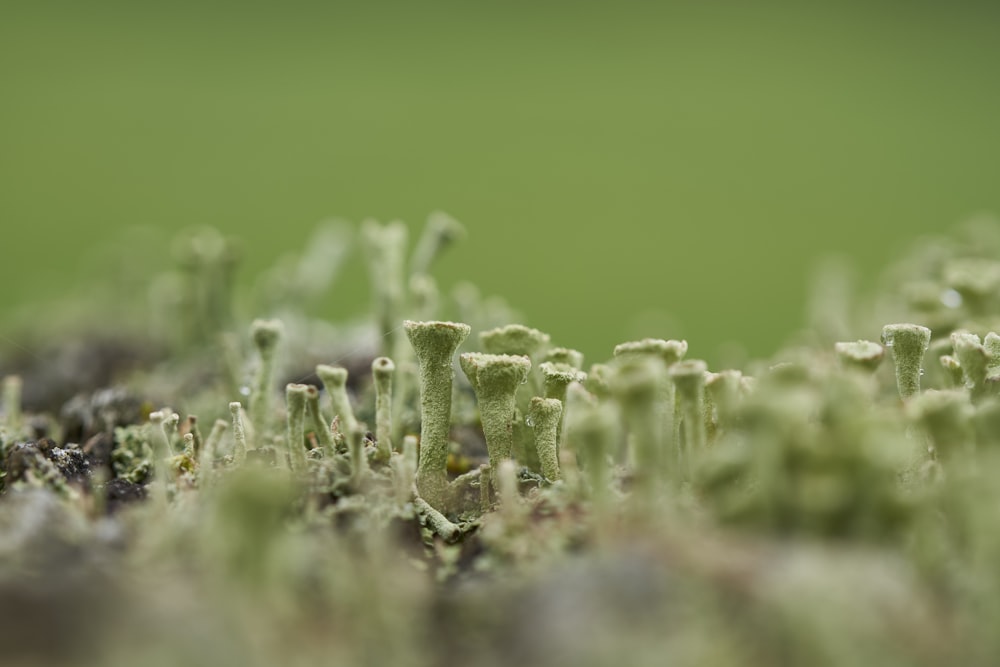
left=940, top=289, right=963, bottom=309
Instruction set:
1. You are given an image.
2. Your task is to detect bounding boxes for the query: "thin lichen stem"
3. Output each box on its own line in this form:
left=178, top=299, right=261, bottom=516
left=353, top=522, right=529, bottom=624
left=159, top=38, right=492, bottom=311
left=360, top=219, right=408, bottom=359
left=391, top=435, right=419, bottom=505
left=882, top=323, right=931, bottom=400
left=539, top=361, right=586, bottom=446
left=567, top=403, right=617, bottom=507
left=187, top=416, right=203, bottom=458
left=479, top=463, right=492, bottom=512
left=316, top=365, right=358, bottom=437
left=410, top=211, right=465, bottom=277
left=249, top=319, right=284, bottom=439
left=348, top=425, right=368, bottom=491
left=670, top=359, right=708, bottom=474
left=529, top=397, right=563, bottom=481
left=372, top=357, right=395, bottom=463
left=614, top=338, right=688, bottom=465
left=497, top=459, right=521, bottom=522
left=413, top=494, right=460, bottom=542
left=2, top=375, right=22, bottom=435
left=611, top=358, right=664, bottom=494
left=952, top=332, right=991, bottom=402
left=148, top=410, right=175, bottom=505
left=404, top=320, right=471, bottom=509
left=199, top=418, right=228, bottom=485
left=460, top=353, right=532, bottom=486
left=285, top=384, right=309, bottom=473
left=304, top=385, right=334, bottom=453
left=229, top=401, right=248, bottom=467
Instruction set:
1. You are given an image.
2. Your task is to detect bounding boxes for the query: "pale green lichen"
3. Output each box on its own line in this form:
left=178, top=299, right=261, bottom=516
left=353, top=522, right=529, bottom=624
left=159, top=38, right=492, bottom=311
left=670, top=359, right=709, bottom=464
left=409, top=210, right=465, bottom=277
left=316, top=365, right=358, bottom=436
left=372, top=357, right=395, bottom=463
left=480, top=324, right=550, bottom=357
left=304, top=384, right=334, bottom=452
left=229, top=401, right=248, bottom=467
left=2, top=375, right=22, bottom=436
left=528, top=397, right=563, bottom=482
left=199, top=418, right=227, bottom=485
left=611, top=357, right=665, bottom=493
left=952, top=332, right=991, bottom=401
left=348, top=424, right=368, bottom=491
left=14, top=217, right=1000, bottom=666
left=249, top=319, right=284, bottom=439
left=360, top=219, right=408, bottom=358
left=285, top=384, right=309, bottom=473
left=882, top=323, right=932, bottom=399
left=542, top=347, right=585, bottom=370
left=613, top=338, right=688, bottom=365
left=460, top=352, right=531, bottom=488
left=834, top=340, right=885, bottom=372
left=404, top=320, right=470, bottom=508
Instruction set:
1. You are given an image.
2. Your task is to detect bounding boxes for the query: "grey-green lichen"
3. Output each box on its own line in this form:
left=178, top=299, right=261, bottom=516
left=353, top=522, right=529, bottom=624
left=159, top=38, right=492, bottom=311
left=10, top=217, right=1000, bottom=667
left=882, top=323, right=931, bottom=399
left=316, top=364, right=358, bottom=436
left=284, top=383, right=309, bottom=472
left=404, top=320, right=470, bottom=508
left=460, top=352, right=531, bottom=486
left=528, top=397, right=562, bottom=481
left=249, top=318, right=283, bottom=438
left=372, top=357, right=395, bottom=463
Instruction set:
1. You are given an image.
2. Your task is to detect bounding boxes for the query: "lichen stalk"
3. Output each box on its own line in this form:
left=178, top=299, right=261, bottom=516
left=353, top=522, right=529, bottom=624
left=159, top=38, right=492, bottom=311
left=229, top=401, right=248, bottom=467
left=249, top=319, right=284, bottom=439
left=372, top=357, right=395, bottom=463
left=566, top=402, right=617, bottom=507
left=360, top=219, right=408, bottom=359
left=529, top=397, right=563, bottom=481
left=881, top=323, right=931, bottom=400
left=2, top=375, right=22, bottom=435
left=285, top=384, right=309, bottom=473
left=611, top=358, right=664, bottom=494
left=404, top=320, right=471, bottom=508
left=348, top=425, right=368, bottom=492
left=409, top=210, right=465, bottom=277
left=199, top=418, right=228, bottom=485
left=316, top=365, right=358, bottom=436
left=304, top=384, right=334, bottom=453
left=670, top=359, right=709, bottom=474
left=460, top=352, right=532, bottom=487
left=952, top=332, right=991, bottom=402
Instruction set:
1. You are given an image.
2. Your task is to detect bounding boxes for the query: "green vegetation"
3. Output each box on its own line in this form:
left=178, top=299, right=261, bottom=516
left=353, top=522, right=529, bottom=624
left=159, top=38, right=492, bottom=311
left=6, top=217, right=1000, bottom=666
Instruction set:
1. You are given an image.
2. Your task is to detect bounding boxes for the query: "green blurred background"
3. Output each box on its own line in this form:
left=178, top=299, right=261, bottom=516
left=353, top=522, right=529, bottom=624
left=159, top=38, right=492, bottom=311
left=2, top=0, right=999, bottom=364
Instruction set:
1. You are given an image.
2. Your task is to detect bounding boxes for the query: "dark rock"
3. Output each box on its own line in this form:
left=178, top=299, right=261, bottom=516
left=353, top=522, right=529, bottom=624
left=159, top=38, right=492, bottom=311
left=103, top=478, right=146, bottom=514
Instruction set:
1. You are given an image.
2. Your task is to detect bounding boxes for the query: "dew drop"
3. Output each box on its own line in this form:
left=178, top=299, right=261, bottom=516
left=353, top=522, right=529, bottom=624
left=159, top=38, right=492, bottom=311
left=525, top=416, right=534, bottom=427
left=240, top=386, right=251, bottom=397
left=940, top=289, right=963, bottom=309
